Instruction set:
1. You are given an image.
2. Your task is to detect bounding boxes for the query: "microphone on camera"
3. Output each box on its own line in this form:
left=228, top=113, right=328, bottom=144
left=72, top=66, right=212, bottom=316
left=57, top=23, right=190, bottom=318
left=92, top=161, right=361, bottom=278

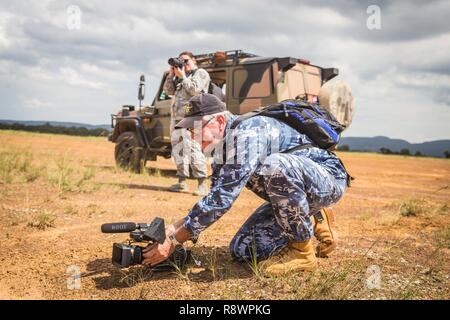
left=101, top=222, right=137, bottom=233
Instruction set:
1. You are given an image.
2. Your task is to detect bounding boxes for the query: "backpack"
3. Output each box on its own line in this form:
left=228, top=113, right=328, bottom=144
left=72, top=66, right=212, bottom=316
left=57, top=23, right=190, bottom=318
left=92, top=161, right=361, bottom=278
left=230, top=99, right=346, bottom=150
left=229, top=99, right=354, bottom=186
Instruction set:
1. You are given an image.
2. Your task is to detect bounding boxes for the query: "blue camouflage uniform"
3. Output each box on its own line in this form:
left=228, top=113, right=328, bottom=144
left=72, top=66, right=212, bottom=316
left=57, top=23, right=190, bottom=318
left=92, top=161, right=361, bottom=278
left=182, top=115, right=348, bottom=261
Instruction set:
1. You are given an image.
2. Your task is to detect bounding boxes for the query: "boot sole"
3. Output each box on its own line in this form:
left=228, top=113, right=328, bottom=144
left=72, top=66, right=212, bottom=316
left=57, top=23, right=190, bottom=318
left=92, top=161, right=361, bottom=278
left=168, top=189, right=189, bottom=193
left=264, top=262, right=318, bottom=276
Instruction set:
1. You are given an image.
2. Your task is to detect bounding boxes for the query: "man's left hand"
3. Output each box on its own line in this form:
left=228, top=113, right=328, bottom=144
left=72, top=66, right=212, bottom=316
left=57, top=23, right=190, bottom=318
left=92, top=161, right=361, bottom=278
left=174, top=66, right=185, bottom=79
left=142, top=237, right=176, bottom=266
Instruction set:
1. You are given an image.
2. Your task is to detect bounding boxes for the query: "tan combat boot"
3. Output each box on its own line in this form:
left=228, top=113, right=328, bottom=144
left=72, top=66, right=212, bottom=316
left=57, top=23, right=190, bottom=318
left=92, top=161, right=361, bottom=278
left=169, top=178, right=189, bottom=193
left=193, top=178, right=209, bottom=196
left=259, top=240, right=318, bottom=276
left=313, top=208, right=337, bottom=257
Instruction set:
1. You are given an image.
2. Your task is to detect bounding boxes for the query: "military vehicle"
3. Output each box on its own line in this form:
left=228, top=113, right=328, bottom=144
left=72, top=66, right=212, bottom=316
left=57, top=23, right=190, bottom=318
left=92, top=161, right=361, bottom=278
left=108, top=50, right=355, bottom=173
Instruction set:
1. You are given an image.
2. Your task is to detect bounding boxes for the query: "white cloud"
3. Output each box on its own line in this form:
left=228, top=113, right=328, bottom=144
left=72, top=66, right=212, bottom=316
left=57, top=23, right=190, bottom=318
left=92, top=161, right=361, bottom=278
left=0, top=15, right=13, bottom=49
left=0, top=0, right=449, bottom=142
left=59, top=67, right=105, bottom=89
left=394, top=72, right=450, bottom=89
left=21, top=97, right=55, bottom=110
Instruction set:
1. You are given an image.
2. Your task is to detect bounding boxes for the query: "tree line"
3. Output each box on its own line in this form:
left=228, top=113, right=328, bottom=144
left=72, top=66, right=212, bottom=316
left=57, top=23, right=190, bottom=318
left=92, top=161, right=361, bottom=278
left=0, top=122, right=110, bottom=137
left=337, top=144, right=450, bottom=158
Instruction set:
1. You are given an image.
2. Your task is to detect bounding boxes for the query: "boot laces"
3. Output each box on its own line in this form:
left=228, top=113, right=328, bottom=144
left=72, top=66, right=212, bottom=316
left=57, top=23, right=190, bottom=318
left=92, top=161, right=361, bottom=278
left=277, top=246, right=291, bottom=258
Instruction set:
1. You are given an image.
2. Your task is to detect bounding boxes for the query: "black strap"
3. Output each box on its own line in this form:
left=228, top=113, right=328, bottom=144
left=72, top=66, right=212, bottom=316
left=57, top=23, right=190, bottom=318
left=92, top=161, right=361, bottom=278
left=286, top=145, right=355, bottom=188
left=340, top=159, right=355, bottom=187
left=328, top=151, right=355, bottom=187
left=282, top=143, right=314, bottom=153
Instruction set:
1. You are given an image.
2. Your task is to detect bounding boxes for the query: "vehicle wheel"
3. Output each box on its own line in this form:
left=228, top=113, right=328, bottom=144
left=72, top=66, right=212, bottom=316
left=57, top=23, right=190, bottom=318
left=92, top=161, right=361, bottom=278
left=114, top=132, right=145, bottom=173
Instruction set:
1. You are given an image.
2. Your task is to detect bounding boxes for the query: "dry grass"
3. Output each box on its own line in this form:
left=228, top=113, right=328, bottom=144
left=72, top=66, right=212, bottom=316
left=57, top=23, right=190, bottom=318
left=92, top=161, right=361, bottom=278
left=117, top=266, right=154, bottom=289
left=0, top=150, right=43, bottom=183
left=27, top=211, right=56, bottom=230
left=248, top=242, right=266, bottom=280
left=148, top=167, right=162, bottom=177
left=0, top=130, right=449, bottom=300
left=47, top=156, right=98, bottom=193
left=206, top=248, right=219, bottom=281
left=437, top=226, right=450, bottom=249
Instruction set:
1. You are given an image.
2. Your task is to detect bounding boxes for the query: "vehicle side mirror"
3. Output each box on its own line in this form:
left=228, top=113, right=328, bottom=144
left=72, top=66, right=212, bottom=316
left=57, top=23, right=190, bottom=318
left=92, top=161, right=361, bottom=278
left=138, top=75, right=145, bottom=101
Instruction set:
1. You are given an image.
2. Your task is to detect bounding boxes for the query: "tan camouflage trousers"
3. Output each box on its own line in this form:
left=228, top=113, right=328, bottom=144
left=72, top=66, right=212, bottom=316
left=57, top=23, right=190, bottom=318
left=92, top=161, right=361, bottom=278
left=170, top=119, right=207, bottom=179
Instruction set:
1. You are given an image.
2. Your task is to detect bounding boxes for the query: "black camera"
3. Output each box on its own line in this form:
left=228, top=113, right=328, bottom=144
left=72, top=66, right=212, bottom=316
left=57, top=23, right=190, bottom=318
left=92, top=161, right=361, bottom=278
left=168, top=57, right=185, bottom=69
left=101, top=217, right=191, bottom=270
left=111, top=243, right=190, bottom=270
left=112, top=243, right=143, bottom=267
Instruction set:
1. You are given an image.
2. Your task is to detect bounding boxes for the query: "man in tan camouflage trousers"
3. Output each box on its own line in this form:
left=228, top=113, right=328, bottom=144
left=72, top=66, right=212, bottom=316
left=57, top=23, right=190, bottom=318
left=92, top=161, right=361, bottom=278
left=163, top=51, right=210, bottom=196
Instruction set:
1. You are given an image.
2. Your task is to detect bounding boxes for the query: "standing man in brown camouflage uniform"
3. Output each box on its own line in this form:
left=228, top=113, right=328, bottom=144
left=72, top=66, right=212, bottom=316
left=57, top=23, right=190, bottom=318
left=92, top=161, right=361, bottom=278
left=163, top=51, right=210, bottom=196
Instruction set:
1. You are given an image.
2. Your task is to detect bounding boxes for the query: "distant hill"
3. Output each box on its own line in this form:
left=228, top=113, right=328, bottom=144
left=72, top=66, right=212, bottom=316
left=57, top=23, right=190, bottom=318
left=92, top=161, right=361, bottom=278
left=0, top=119, right=111, bottom=131
left=1, top=120, right=449, bottom=157
left=340, top=136, right=450, bottom=158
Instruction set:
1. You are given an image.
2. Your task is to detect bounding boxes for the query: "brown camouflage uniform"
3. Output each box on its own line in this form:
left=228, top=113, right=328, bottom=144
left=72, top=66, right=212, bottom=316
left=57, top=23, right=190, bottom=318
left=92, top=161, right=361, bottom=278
left=163, top=67, right=210, bottom=178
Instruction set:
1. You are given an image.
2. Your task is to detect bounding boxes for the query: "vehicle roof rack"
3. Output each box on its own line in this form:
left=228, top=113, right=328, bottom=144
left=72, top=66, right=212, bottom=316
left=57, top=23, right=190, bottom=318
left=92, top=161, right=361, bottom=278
left=195, top=50, right=259, bottom=65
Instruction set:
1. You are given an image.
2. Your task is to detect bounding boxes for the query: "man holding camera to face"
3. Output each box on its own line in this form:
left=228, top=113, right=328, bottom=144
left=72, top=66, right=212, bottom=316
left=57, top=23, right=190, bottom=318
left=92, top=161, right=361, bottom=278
left=163, top=51, right=211, bottom=196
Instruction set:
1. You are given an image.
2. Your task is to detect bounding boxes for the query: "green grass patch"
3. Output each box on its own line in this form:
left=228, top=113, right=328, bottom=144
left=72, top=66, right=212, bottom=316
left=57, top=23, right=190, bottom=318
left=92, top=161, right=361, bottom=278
left=0, top=129, right=107, bottom=141
left=0, top=150, right=44, bottom=183
left=399, top=199, right=425, bottom=217
left=47, top=156, right=98, bottom=193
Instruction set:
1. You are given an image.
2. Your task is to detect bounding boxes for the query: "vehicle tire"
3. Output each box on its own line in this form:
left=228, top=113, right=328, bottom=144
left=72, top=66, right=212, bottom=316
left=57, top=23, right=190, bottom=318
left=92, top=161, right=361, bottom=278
left=114, top=132, right=145, bottom=173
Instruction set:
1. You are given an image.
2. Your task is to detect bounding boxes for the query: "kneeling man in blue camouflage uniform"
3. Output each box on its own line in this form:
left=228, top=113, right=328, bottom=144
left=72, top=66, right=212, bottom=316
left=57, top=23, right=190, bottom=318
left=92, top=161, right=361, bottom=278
left=142, top=93, right=349, bottom=275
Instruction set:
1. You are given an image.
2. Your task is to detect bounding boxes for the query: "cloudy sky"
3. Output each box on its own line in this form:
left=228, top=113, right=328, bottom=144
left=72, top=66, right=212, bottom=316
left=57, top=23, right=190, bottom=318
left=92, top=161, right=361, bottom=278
left=0, top=0, right=449, bottom=142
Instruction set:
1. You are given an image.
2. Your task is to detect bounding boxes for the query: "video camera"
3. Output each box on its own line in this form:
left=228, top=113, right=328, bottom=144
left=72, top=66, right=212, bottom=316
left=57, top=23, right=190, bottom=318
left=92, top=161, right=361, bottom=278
left=101, top=217, right=191, bottom=270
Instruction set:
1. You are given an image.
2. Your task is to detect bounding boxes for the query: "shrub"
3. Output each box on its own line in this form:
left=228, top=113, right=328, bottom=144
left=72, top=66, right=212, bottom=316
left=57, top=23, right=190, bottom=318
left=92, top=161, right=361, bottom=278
left=399, top=199, right=424, bottom=217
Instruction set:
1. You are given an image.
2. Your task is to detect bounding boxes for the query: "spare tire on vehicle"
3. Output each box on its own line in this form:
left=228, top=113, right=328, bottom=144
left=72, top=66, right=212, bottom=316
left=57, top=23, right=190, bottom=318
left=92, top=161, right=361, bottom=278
left=318, top=79, right=355, bottom=129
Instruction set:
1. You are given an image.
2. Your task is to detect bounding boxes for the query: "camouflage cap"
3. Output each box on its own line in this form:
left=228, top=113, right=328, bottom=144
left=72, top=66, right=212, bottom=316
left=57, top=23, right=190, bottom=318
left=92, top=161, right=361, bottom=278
left=175, top=93, right=226, bottom=129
